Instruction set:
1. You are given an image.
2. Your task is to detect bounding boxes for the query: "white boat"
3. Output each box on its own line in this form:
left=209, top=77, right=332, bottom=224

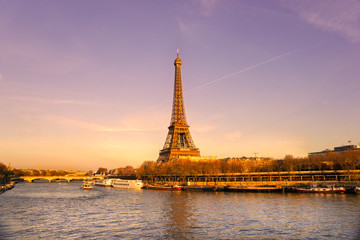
left=112, top=179, right=143, bottom=189
left=94, top=179, right=114, bottom=187
left=82, top=181, right=93, bottom=190
left=295, top=185, right=345, bottom=193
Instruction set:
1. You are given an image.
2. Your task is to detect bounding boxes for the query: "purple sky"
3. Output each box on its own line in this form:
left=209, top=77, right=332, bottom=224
left=1, top=0, right=360, bottom=170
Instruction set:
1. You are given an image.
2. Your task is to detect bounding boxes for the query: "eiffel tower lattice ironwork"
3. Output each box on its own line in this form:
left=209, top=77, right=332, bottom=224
left=157, top=50, right=200, bottom=162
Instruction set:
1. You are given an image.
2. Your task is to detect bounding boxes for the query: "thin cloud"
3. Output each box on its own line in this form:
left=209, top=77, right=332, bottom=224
left=224, top=131, right=243, bottom=141
left=2, top=96, right=102, bottom=106
left=177, top=0, right=217, bottom=36
left=181, top=0, right=217, bottom=16
left=192, top=124, right=216, bottom=133
left=44, top=116, right=140, bottom=132
left=198, top=0, right=217, bottom=16
left=44, top=116, right=159, bottom=133
left=283, top=0, right=360, bottom=43
left=177, top=18, right=200, bottom=36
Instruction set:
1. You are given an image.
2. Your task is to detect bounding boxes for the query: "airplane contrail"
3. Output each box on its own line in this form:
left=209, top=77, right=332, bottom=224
left=146, top=48, right=301, bottom=111
left=148, top=41, right=326, bottom=111
left=185, top=48, right=301, bottom=95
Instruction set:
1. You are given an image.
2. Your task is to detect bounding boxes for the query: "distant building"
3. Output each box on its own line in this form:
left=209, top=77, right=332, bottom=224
left=309, top=144, right=360, bottom=157
left=220, top=157, right=272, bottom=162
left=334, top=145, right=360, bottom=152
left=175, top=156, right=218, bottom=162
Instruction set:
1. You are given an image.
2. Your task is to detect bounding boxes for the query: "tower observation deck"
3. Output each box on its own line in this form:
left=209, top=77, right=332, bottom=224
left=157, top=50, right=200, bottom=162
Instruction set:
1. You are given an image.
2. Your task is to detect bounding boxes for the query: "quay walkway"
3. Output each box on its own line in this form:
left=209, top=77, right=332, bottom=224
left=143, top=170, right=360, bottom=187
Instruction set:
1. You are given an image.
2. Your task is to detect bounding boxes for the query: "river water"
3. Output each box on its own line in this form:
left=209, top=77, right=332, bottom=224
left=0, top=182, right=359, bottom=239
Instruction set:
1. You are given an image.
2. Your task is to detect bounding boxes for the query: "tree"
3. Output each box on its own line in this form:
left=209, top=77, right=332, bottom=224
left=96, top=167, right=108, bottom=175
left=115, top=166, right=135, bottom=176
left=309, top=154, right=325, bottom=171
left=0, top=162, right=7, bottom=174
left=0, top=162, right=13, bottom=184
left=229, top=159, right=244, bottom=173
left=12, top=169, right=25, bottom=177
left=343, top=150, right=360, bottom=170
left=32, top=170, right=40, bottom=176
left=284, top=155, right=295, bottom=172
left=136, top=161, right=157, bottom=178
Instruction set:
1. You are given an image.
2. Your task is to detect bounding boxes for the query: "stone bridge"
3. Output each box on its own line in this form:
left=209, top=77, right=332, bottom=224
left=17, top=175, right=104, bottom=183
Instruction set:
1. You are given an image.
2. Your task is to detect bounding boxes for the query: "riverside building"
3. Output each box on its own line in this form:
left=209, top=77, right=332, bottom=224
left=309, top=144, right=360, bottom=157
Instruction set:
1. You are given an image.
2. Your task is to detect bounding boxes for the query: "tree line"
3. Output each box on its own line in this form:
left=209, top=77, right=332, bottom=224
left=2, top=150, right=359, bottom=181
left=0, top=162, right=13, bottom=184
left=95, top=166, right=136, bottom=176
left=0, top=164, right=136, bottom=180
left=136, top=150, right=360, bottom=178
left=0, top=166, right=91, bottom=178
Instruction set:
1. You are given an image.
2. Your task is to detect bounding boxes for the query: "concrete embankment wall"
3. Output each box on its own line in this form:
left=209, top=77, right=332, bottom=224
left=0, top=182, right=15, bottom=194
left=158, top=180, right=359, bottom=187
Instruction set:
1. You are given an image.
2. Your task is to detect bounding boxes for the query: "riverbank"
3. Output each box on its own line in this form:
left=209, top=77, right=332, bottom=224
left=142, top=170, right=360, bottom=191
left=0, top=181, right=15, bottom=194
left=143, top=181, right=360, bottom=193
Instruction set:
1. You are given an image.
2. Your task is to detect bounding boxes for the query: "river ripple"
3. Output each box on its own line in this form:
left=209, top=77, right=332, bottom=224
left=0, top=182, right=359, bottom=239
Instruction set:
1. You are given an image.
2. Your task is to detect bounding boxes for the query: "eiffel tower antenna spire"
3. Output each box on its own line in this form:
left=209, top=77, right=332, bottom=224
left=157, top=50, right=200, bottom=162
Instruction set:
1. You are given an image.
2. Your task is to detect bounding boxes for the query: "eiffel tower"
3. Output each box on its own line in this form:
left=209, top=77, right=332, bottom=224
left=157, top=50, right=200, bottom=162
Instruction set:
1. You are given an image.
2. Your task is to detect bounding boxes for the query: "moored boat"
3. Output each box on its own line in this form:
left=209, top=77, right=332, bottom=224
left=112, top=179, right=143, bottom=189
left=224, top=185, right=283, bottom=193
left=182, top=185, right=220, bottom=192
left=82, top=181, right=93, bottom=190
left=145, top=185, right=182, bottom=191
left=94, top=179, right=114, bottom=187
left=295, top=185, right=345, bottom=193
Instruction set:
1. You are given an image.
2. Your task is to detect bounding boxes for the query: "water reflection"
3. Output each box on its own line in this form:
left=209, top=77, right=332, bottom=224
left=161, top=191, right=195, bottom=239
left=0, top=183, right=359, bottom=239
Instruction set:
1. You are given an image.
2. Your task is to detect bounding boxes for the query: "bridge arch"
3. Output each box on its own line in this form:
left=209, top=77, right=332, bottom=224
left=18, top=176, right=103, bottom=183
